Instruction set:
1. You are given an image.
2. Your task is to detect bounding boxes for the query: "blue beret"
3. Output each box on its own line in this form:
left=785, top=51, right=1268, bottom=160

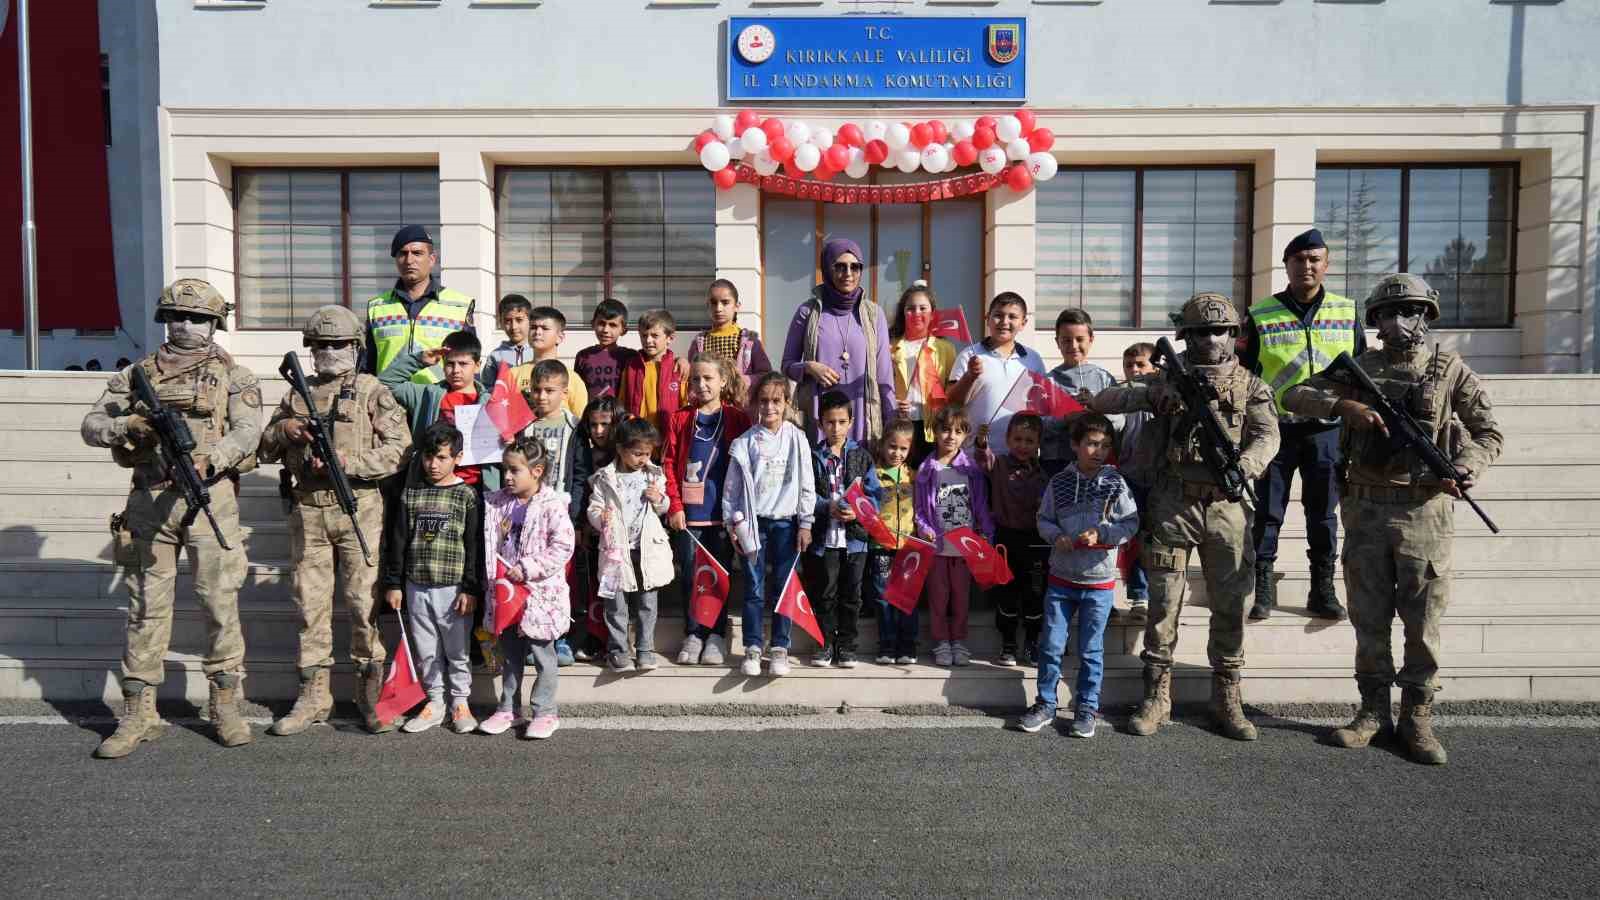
left=390, top=225, right=434, bottom=258
left=1282, top=228, right=1327, bottom=259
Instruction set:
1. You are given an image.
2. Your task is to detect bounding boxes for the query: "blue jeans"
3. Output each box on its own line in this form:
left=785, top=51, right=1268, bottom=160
left=1125, top=480, right=1150, bottom=601
left=1036, top=583, right=1115, bottom=711
left=864, top=549, right=918, bottom=656
left=741, top=517, right=797, bottom=650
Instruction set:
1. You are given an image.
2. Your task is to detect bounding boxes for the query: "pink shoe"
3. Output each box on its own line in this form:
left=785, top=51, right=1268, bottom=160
left=477, top=710, right=516, bottom=735
left=524, top=714, right=560, bottom=740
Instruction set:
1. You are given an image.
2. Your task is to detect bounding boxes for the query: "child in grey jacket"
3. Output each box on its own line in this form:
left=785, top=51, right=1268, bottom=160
left=1018, top=413, right=1138, bottom=739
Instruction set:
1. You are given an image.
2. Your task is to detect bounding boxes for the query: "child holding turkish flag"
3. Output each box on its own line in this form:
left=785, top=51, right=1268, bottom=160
left=889, top=282, right=961, bottom=467
left=913, top=403, right=995, bottom=668
left=1017, top=413, right=1138, bottom=739
left=865, top=418, right=920, bottom=665
left=803, top=390, right=882, bottom=668
left=982, top=412, right=1051, bottom=668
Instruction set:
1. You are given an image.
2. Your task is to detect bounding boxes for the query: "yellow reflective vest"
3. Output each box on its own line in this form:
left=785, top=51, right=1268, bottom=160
left=1248, top=291, right=1359, bottom=416
left=366, top=287, right=474, bottom=384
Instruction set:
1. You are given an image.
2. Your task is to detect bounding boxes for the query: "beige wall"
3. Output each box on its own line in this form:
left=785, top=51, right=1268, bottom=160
left=164, top=105, right=1596, bottom=376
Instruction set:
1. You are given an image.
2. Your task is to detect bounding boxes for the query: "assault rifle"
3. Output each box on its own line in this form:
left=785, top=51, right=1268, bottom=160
left=128, top=366, right=232, bottom=549
left=1153, top=337, right=1255, bottom=503
left=279, top=352, right=374, bottom=564
left=1325, top=351, right=1499, bottom=534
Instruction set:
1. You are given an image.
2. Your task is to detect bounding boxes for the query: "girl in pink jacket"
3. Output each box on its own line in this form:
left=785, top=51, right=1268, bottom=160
left=480, top=437, right=575, bottom=740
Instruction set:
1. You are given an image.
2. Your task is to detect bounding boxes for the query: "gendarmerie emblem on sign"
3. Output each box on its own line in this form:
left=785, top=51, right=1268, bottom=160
left=986, top=24, right=1020, bottom=65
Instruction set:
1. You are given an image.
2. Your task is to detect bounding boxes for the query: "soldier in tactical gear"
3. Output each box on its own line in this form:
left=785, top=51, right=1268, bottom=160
left=1283, top=273, right=1502, bottom=765
left=259, top=306, right=412, bottom=735
left=81, top=279, right=262, bottom=758
left=1093, top=293, right=1280, bottom=741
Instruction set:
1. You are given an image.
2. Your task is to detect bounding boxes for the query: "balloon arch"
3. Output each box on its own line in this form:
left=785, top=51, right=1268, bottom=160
left=694, top=108, right=1058, bottom=201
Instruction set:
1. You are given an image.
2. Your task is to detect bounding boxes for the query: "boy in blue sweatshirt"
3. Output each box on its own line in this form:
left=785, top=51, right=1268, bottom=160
left=1017, top=412, right=1138, bottom=738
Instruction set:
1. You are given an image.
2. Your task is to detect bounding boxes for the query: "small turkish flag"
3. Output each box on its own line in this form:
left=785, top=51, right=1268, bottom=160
left=485, top=362, right=535, bottom=441
left=689, top=535, right=731, bottom=630
left=491, top=555, right=529, bottom=635
left=775, top=559, right=824, bottom=645
left=930, top=308, right=972, bottom=344
left=883, top=536, right=936, bottom=613
left=374, top=616, right=426, bottom=725
left=945, top=526, right=1014, bottom=589
left=843, top=478, right=897, bottom=549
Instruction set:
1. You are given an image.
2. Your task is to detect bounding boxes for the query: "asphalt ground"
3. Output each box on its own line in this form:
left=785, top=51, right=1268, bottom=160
left=2, top=705, right=1597, bottom=899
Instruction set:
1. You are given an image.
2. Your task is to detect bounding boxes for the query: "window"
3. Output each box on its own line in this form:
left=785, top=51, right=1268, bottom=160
left=234, top=169, right=440, bottom=330
left=496, top=168, right=715, bottom=328
left=1316, top=165, right=1516, bottom=327
left=1036, top=168, right=1251, bottom=328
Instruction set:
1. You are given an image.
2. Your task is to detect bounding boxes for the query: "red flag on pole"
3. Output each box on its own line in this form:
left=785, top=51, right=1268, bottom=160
left=929, top=308, right=972, bottom=344
left=945, top=526, right=1014, bottom=589
left=883, top=536, right=936, bottom=613
left=999, top=370, right=1087, bottom=419
left=375, top=616, right=427, bottom=725
left=775, top=559, right=824, bottom=645
left=689, top=535, right=731, bottom=630
left=484, top=363, right=536, bottom=441
left=843, top=478, right=897, bottom=550
left=491, top=556, right=529, bottom=635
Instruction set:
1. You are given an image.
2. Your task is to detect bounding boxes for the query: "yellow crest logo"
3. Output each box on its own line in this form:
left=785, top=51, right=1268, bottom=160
left=987, top=24, right=1020, bottom=65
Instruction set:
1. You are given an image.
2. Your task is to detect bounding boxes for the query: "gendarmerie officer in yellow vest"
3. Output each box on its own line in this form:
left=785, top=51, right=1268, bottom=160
left=1242, top=229, right=1365, bottom=621
left=362, top=225, right=476, bottom=385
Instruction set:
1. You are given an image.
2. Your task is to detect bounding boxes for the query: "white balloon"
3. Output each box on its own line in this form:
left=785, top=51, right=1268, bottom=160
left=886, top=122, right=912, bottom=150
left=1005, top=138, right=1031, bottom=162
left=786, top=121, right=812, bottom=147
left=729, top=139, right=746, bottom=160
left=699, top=142, right=731, bottom=172
left=1027, top=152, right=1059, bottom=182
left=811, top=126, right=834, bottom=150
left=942, top=143, right=960, bottom=173
left=896, top=148, right=921, bottom=173
left=920, top=143, right=950, bottom=173
left=713, top=115, right=736, bottom=143
left=951, top=120, right=975, bottom=142
left=752, top=149, right=780, bottom=176
left=865, top=120, right=888, bottom=142
left=793, top=143, right=821, bottom=172
left=996, top=115, right=1023, bottom=143
left=740, top=127, right=768, bottom=156
left=844, top=148, right=869, bottom=180
left=978, top=146, right=1008, bottom=175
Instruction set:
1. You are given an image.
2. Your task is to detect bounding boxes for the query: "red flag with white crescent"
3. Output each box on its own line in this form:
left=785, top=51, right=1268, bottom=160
left=945, top=526, right=1014, bottom=589
left=689, top=535, right=731, bottom=630
left=374, top=617, right=426, bottom=725
left=929, top=308, right=972, bottom=344
left=883, top=536, right=936, bottom=614
left=775, top=559, right=824, bottom=645
left=843, top=478, right=897, bottom=550
left=491, top=555, right=530, bottom=635
left=484, top=363, right=536, bottom=441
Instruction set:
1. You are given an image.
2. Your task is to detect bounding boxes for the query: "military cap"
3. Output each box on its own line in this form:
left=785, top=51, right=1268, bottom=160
left=389, top=225, right=434, bottom=258
left=1283, top=228, right=1327, bottom=260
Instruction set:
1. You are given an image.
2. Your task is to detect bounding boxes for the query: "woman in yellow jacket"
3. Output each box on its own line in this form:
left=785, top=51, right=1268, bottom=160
left=888, top=281, right=962, bottom=466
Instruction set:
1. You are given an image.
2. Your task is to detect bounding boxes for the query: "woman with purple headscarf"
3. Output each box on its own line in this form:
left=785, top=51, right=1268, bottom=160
left=781, top=238, right=898, bottom=442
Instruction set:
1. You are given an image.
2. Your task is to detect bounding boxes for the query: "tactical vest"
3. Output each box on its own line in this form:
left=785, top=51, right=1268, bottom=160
left=1165, top=362, right=1252, bottom=477
left=1249, top=291, right=1358, bottom=416
left=366, top=288, right=473, bottom=384
left=282, top=372, right=383, bottom=496
left=1342, top=348, right=1458, bottom=484
left=116, top=350, right=257, bottom=476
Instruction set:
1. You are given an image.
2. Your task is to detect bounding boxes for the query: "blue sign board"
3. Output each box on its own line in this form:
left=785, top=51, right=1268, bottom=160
left=727, top=16, right=1026, bottom=103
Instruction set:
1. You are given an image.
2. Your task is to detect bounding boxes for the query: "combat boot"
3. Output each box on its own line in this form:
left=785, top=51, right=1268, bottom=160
left=1127, top=665, right=1171, bottom=736
left=93, top=679, right=164, bottom=759
left=1306, top=557, right=1347, bottom=620
left=1398, top=686, right=1448, bottom=765
left=268, top=667, right=332, bottom=736
left=358, top=661, right=393, bottom=734
left=1249, top=559, right=1275, bottom=621
left=207, top=672, right=254, bottom=748
left=1329, top=683, right=1394, bottom=748
left=1209, top=670, right=1258, bottom=741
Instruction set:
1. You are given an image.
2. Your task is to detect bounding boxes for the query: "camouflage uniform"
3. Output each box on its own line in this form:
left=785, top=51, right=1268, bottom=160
left=259, top=306, right=411, bottom=735
left=80, top=279, right=261, bottom=756
left=1093, top=293, right=1280, bottom=740
left=1284, top=273, right=1502, bottom=764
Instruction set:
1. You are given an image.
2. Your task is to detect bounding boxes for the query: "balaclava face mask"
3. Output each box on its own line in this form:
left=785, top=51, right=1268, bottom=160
left=166, top=317, right=216, bottom=351
left=1185, top=328, right=1235, bottom=366
left=312, top=344, right=359, bottom=378
left=1377, top=306, right=1429, bottom=350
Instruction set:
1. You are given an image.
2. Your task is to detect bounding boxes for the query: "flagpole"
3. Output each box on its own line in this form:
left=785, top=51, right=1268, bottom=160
left=14, top=0, right=40, bottom=369
left=393, top=606, right=419, bottom=683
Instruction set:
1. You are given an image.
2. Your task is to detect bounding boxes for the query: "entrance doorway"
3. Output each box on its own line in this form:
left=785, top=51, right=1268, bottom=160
left=760, top=191, right=986, bottom=357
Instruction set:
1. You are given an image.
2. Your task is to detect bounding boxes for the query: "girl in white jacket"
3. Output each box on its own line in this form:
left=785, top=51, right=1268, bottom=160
left=586, top=417, right=673, bottom=673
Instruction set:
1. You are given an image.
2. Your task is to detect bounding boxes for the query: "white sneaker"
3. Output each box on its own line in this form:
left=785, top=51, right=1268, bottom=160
left=401, top=700, right=444, bottom=734
left=701, top=634, right=726, bottom=666
left=768, top=647, right=792, bottom=677
left=676, top=635, right=702, bottom=666
left=741, top=646, right=764, bottom=677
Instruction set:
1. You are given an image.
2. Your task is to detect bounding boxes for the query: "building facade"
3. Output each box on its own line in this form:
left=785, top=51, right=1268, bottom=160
left=6, top=0, right=1598, bottom=375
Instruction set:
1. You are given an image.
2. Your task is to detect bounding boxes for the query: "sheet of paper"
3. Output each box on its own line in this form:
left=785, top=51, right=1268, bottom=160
left=452, top=405, right=505, bottom=467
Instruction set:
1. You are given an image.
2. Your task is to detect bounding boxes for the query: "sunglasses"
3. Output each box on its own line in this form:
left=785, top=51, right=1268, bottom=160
left=1377, top=305, right=1428, bottom=320
left=831, top=262, right=865, bottom=275
left=164, top=311, right=214, bottom=325
left=314, top=339, right=358, bottom=350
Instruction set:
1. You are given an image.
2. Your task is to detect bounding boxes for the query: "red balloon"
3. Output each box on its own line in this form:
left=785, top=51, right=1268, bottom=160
left=1016, top=108, right=1037, bottom=135
left=836, top=123, right=865, bottom=147
left=713, top=167, right=739, bottom=190
left=783, top=159, right=804, bottom=179
left=972, top=125, right=997, bottom=150
left=825, top=143, right=851, bottom=171
left=929, top=120, right=949, bottom=144
left=734, top=109, right=761, bottom=134
left=1005, top=163, right=1034, bottom=192
left=952, top=140, right=978, bottom=167
left=693, top=130, right=718, bottom=153
left=813, top=164, right=837, bottom=182
left=909, top=122, right=933, bottom=149
left=769, top=136, right=796, bottom=162
left=863, top=139, right=890, bottom=165
left=976, top=115, right=998, bottom=132
left=1028, top=128, right=1056, bottom=153
left=761, top=118, right=786, bottom=142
